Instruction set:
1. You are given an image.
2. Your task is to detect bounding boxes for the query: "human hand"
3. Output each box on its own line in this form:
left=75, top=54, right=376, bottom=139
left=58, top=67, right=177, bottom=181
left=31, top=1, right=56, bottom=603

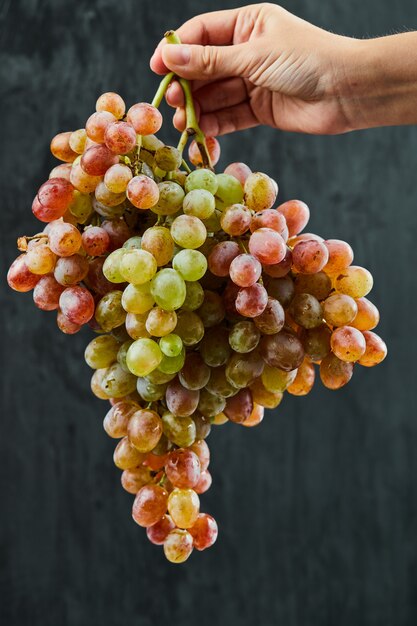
left=150, top=3, right=359, bottom=136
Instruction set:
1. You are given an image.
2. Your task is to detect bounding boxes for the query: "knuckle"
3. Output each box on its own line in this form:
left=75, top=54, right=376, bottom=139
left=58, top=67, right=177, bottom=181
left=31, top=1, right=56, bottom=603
left=201, top=45, right=219, bottom=76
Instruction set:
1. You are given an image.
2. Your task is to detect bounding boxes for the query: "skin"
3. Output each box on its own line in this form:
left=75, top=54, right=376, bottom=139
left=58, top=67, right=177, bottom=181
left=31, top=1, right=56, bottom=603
left=150, top=3, right=417, bottom=136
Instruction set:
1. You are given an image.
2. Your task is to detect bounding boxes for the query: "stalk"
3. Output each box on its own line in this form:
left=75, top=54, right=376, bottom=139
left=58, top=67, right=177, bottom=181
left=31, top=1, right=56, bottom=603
left=151, top=72, right=175, bottom=108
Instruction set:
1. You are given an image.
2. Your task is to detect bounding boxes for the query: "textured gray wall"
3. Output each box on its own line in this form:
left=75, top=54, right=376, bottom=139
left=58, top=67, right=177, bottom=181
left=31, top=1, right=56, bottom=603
left=1, top=1, right=417, bottom=625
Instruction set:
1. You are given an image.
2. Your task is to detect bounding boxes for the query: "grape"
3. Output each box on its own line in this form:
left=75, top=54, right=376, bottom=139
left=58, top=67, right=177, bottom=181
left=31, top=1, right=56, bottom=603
left=95, top=181, right=126, bottom=208
left=69, top=129, right=87, bottom=154
left=119, top=249, right=157, bottom=285
left=104, top=121, right=137, bottom=154
left=334, top=266, right=374, bottom=298
left=199, top=326, right=231, bottom=367
left=114, top=436, right=146, bottom=470
left=127, top=103, right=163, bottom=135
left=127, top=409, right=163, bottom=453
left=193, top=414, right=212, bottom=440
left=320, top=353, right=353, bottom=389
left=197, top=291, right=225, bottom=327
left=323, top=239, right=354, bottom=273
left=25, top=244, right=56, bottom=275
left=70, top=162, right=102, bottom=194
left=182, top=189, right=215, bottom=220
left=103, top=401, right=138, bottom=438
left=250, top=378, right=283, bottom=409
left=32, top=197, right=64, bottom=223
left=197, top=389, right=226, bottom=418
left=146, top=515, right=176, bottom=545
left=224, top=389, right=253, bottom=423
left=50, top=131, right=77, bottom=162
left=242, top=403, right=264, bottom=427
left=85, top=334, right=120, bottom=369
left=103, top=164, right=132, bottom=195
left=351, top=297, right=380, bottom=331
left=250, top=208, right=287, bottom=234
left=144, top=451, right=169, bottom=471
left=182, top=281, right=205, bottom=311
left=165, top=449, right=201, bottom=489
left=86, top=111, right=116, bottom=143
left=168, top=488, right=200, bottom=529
left=95, top=291, right=126, bottom=331
left=301, top=324, right=332, bottom=362
left=263, top=276, right=294, bottom=308
left=101, top=219, right=132, bottom=251
left=68, top=191, right=93, bottom=223
left=289, top=293, right=323, bottom=329
left=189, top=513, right=218, bottom=551
left=7, top=254, right=41, bottom=293
left=164, top=529, right=194, bottom=563
left=101, top=363, right=137, bottom=398
left=33, top=275, right=65, bottom=310
left=214, top=173, right=244, bottom=210
left=173, top=249, right=208, bottom=282
left=174, top=310, right=205, bottom=346
left=155, top=145, right=182, bottom=171
left=165, top=379, right=200, bottom=417
left=171, top=215, right=207, bottom=249
left=179, top=353, right=211, bottom=391
left=249, top=228, right=286, bottom=265
left=322, top=294, right=358, bottom=327
left=81, top=226, right=110, bottom=256
left=141, top=226, right=174, bottom=266
left=145, top=307, right=177, bottom=337
left=49, top=163, right=72, bottom=180
left=261, top=365, right=297, bottom=393
left=81, top=145, right=118, bottom=176
left=124, top=312, right=149, bottom=340
left=59, top=286, right=94, bottom=325
left=330, top=326, right=366, bottom=362
left=48, top=222, right=81, bottom=257
left=122, top=466, right=152, bottom=495
left=127, top=175, right=159, bottom=210
left=185, top=168, right=218, bottom=194
left=254, top=297, right=285, bottom=334
left=150, top=181, right=184, bottom=216
left=162, top=411, right=196, bottom=447
left=229, top=321, right=260, bottom=354
left=224, top=162, right=251, bottom=185
left=292, top=240, right=329, bottom=274
left=225, top=350, right=264, bottom=388
left=229, top=254, right=262, bottom=288
left=194, top=469, right=213, bottom=494
left=189, top=136, right=220, bottom=167
left=287, top=358, right=315, bottom=396
left=96, top=92, right=126, bottom=119
left=57, top=310, right=82, bottom=335
left=126, top=338, right=162, bottom=376
left=160, top=334, right=183, bottom=358
left=151, top=268, right=186, bottom=311
left=294, top=272, right=332, bottom=301
left=208, top=241, right=240, bottom=277
left=158, top=349, right=186, bottom=376
left=136, top=377, right=167, bottom=402
left=260, top=330, right=305, bottom=371
left=220, top=204, right=251, bottom=236
left=117, top=340, right=134, bottom=372
left=38, top=177, right=74, bottom=214
left=122, top=283, right=155, bottom=315
left=277, top=199, right=310, bottom=237
left=244, top=172, right=277, bottom=211
left=236, top=283, right=268, bottom=318
left=358, top=331, right=387, bottom=367
left=132, top=484, right=168, bottom=527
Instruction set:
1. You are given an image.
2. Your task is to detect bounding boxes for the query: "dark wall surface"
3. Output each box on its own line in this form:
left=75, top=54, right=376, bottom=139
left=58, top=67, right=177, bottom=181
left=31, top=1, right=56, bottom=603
left=1, top=1, right=417, bottom=625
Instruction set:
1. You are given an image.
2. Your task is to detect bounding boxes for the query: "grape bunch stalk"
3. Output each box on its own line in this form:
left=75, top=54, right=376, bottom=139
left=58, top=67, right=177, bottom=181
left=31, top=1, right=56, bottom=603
left=7, top=31, right=387, bottom=564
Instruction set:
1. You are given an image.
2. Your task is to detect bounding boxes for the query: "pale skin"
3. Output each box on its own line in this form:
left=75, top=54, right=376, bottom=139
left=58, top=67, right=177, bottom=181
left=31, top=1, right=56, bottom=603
left=150, top=3, right=417, bottom=136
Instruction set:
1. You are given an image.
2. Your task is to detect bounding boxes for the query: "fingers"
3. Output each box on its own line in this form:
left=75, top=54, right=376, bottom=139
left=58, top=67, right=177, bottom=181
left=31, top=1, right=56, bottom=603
left=160, top=42, right=249, bottom=81
left=172, top=102, right=258, bottom=137
left=167, top=77, right=247, bottom=113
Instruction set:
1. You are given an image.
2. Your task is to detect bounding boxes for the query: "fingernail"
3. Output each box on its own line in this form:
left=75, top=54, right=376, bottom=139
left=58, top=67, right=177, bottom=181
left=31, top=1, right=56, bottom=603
left=163, top=44, right=190, bottom=66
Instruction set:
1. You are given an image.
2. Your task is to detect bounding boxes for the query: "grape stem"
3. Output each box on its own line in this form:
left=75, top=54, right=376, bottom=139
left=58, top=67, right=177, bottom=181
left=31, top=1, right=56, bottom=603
left=151, top=72, right=175, bottom=108
left=164, top=30, right=213, bottom=169
left=17, top=234, right=48, bottom=251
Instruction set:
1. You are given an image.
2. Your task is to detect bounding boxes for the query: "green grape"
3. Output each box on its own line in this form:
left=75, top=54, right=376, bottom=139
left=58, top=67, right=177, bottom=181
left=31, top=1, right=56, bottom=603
left=199, top=327, right=231, bottom=367
left=205, top=366, right=239, bottom=398
left=141, top=226, right=174, bottom=266
left=154, top=145, right=182, bottom=171
left=150, top=181, right=184, bottom=216
left=261, top=365, right=298, bottom=393
left=185, top=169, right=218, bottom=194
left=141, top=134, right=164, bottom=152
left=183, top=189, right=215, bottom=220
left=179, top=353, right=211, bottom=391
left=182, top=281, right=205, bottom=311
left=117, top=340, right=134, bottom=372
left=225, top=350, right=264, bottom=388
left=150, top=268, right=186, bottom=311
left=175, top=311, right=205, bottom=346
left=214, top=173, right=244, bottom=211
left=136, top=377, right=167, bottom=402
left=95, top=291, right=126, bottom=332
left=146, top=369, right=176, bottom=385
left=68, top=191, right=93, bottom=224
left=84, top=334, right=120, bottom=369
left=172, top=249, right=207, bottom=282
left=123, top=236, right=142, bottom=250
left=159, top=333, right=183, bottom=357
left=162, top=411, right=196, bottom=447
left=125, top=312, right=150, bottom=340
left=126, top=338, right=163, bottom=376
left=122, top=282, right=155, bottom=314
left=197, top=290, right=225, bottom=327
left=229, top=321, right=261, bottom=353
left=197, top=389, right=226, bottom=418
left=119, top=249, right=157, bottom=285
left=158, top=348, right=186, bottom=375
left=202, top=209, right=222, bottom=234
left=102, top=249, right=126, bottom=283
left=244, top=172, right=277, bottom=211
left=100, top=363, right=137, bottom=398
left=170, top=215, right=207, bottom=249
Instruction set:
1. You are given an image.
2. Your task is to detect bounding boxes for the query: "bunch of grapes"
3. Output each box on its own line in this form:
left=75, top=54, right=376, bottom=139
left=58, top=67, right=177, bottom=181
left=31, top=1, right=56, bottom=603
left=7, top=72, right=387, bottom=564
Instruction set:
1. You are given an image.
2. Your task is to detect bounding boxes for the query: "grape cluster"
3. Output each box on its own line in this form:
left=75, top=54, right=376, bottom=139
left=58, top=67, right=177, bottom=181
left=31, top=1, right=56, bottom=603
left=7, top=85, right=387, bottom=564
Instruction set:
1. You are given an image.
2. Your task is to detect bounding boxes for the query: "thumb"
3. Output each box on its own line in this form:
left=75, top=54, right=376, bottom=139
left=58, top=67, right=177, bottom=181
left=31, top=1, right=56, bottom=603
left=161, top=42, right=250, bottom=81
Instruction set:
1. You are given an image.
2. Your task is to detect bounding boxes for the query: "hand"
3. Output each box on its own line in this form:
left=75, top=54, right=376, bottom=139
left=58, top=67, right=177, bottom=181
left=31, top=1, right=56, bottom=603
left=150, top=3, right=359, bottom=136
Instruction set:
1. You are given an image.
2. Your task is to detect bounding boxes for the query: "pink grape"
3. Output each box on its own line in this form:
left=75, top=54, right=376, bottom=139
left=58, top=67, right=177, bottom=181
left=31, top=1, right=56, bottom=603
left=104, top=121, right=137, bottom=154
left=208, top=241, right=240, bottom=277
left=229, top=254, right=262, bottom=287
left=277, top=199, right=310, bottom=237
left=223, top=162, right=251, bottom=185
left=59, top=286, right=95, bottom=325
left=189, top=137, right=220, bottom=167
left=249, top=228, right=286, bottom=264
left=235, top=283, right=268, bottom=317
left=292, top=239, right=329, bottom=274
left=48, top=222, right=82, bottom=256
left=127, top=102, right=162, bottom=135
left=7, top=254, right=40, bottom=292
left=127, top=175, right=159, bottom=209
left=81, top=226, right=110, bottom=256
left=86, top=111, right=116, bottom=143
left=96, top=92, right=126, bottom=119
left=189, top=513, right=218, bottom=551
left=50, top=132, right=77, bottom=162
left=33, top=275, right=65, bottom=310
left=81, top=145, right=118, bottom=176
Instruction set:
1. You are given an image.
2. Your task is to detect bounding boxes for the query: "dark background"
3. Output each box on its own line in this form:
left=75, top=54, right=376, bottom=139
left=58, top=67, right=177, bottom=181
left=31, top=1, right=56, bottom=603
left=1, top=0, right=417, bottom=624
